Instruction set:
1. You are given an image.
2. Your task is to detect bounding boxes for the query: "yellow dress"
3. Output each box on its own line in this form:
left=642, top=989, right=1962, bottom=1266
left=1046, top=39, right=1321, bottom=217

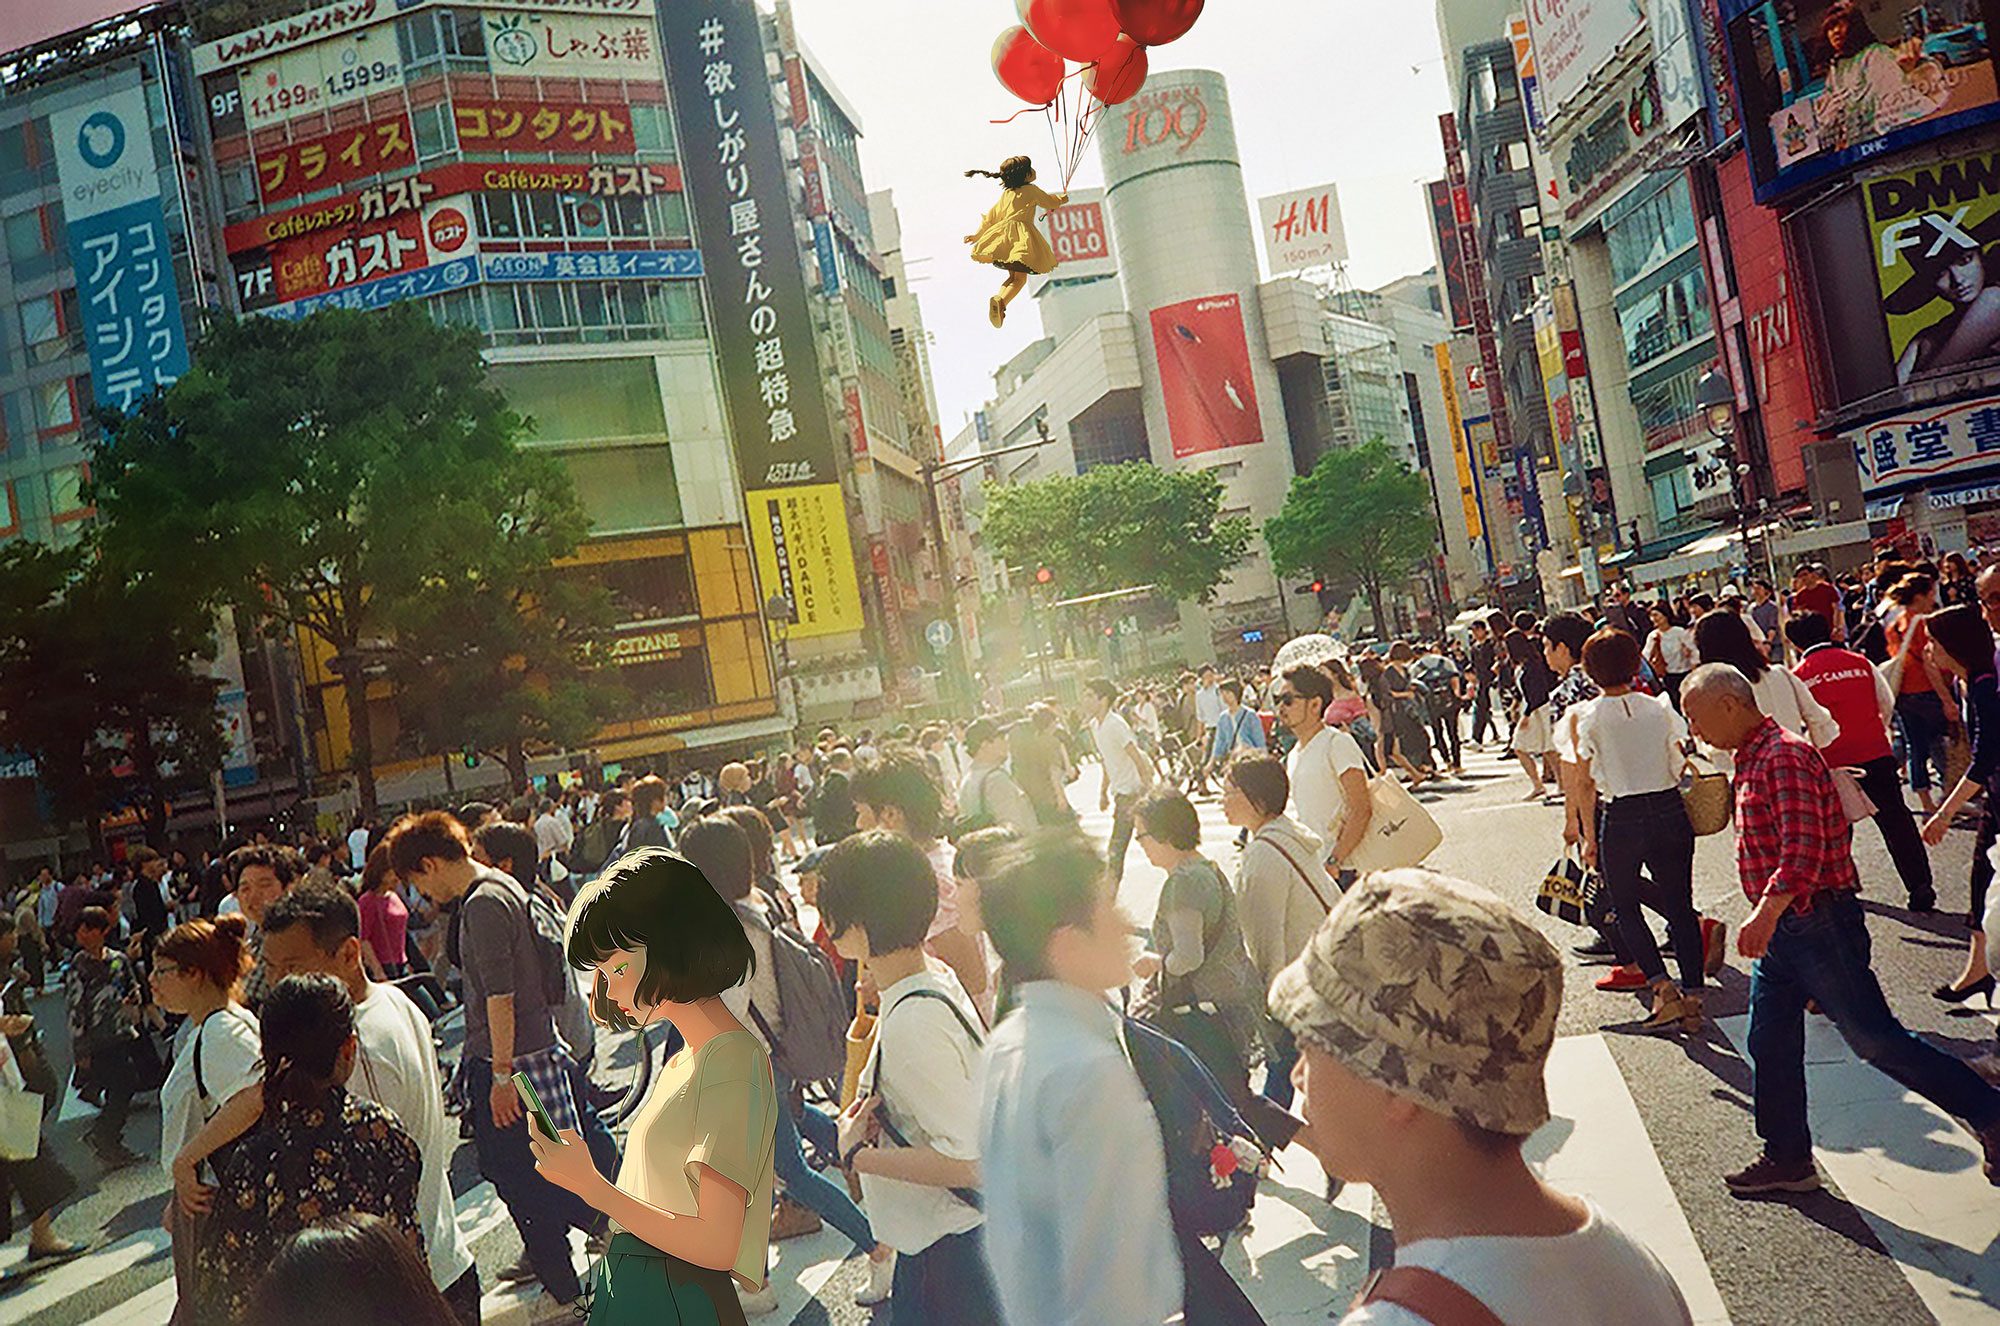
left=969, top=184, right=1066, bottom=275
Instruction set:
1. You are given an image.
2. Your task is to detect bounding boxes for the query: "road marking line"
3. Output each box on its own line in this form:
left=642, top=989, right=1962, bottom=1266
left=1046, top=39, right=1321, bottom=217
left=2, top=1228, right=170, bottom=1318
left=1717, top=1014, right=2000, bottom=1324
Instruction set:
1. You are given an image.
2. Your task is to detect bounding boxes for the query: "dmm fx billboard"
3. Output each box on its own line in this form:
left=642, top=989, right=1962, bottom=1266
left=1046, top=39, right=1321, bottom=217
left=662, top=0, right=862, bottom=640
left=1259, top=184, right=1346, bottom=276
left=1865, top=150, right=2000, bottom=387
left=49, top=84, right=191, bottom=413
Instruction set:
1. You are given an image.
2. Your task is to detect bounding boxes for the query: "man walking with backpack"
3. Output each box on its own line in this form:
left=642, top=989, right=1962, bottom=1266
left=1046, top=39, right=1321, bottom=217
left=957, top=719, right=1036, bottom=835
left=1205, top=680, right=1267, bottom=783
left=387, top=812, right=619, bottom=1321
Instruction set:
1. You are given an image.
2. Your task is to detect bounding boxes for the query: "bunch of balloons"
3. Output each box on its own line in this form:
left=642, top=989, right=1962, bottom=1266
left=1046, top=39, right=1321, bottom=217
left=991, top=0, right=1204, bottom=110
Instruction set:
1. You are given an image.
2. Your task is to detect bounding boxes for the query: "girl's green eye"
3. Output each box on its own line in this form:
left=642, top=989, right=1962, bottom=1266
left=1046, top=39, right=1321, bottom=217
left=614, top=963, right=628, bottom=975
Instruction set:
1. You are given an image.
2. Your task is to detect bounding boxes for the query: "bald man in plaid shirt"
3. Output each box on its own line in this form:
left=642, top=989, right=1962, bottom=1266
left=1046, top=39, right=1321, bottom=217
left=1680, top=663, right=2000, bottom=1195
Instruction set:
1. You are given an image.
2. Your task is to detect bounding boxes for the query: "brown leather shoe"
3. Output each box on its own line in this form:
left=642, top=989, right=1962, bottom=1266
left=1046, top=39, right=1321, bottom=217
left=769, top=1194, right=823, bottom=1241
left=1978, top=1120, right=2000, bottom=1186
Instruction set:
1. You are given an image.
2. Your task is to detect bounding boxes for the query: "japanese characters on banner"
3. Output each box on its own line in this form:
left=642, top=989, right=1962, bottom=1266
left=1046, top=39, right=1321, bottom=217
left=1427, top=179, right=1474, bottom=332
left=480, top=249, right=701, bottom=280
left=49, top=85, right=192, bottom=413
left=1149, top=293, right=1264, bottom=457
left=239, top=23, right=403, bottom=131
left=1434, top=342, right=1484, bottom=542
left=1258, top=183, right=1347, bottom=277
left=454, top=99, right=637, bottom=154
left=1848, top=395, right=2000, bottom=494
left=483, top=10, right=655, bottom=77
left=192, top=0, right=659, bottom=75
left=258, top=113, right=414, bottom=204
left=259, top=254, right=480, bottom=320
left=239, top=192, right=477, bottom=309
left=1521, top=0, right=1645, bottom=120
left=661, top=0, right=862, bottom=640
left=223, top=159, right=680, bottom=252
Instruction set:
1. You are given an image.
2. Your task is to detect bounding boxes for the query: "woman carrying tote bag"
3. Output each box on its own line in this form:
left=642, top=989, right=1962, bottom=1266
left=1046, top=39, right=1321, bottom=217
left=1692, top=610, right=1839, bottom=771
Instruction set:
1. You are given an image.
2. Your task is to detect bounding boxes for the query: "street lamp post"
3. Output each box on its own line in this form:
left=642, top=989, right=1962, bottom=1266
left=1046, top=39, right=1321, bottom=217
left=764, top=593, right=796, bottom=733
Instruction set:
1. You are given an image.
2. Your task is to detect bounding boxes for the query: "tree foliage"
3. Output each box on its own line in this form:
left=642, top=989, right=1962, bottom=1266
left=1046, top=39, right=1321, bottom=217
left=91, top=304, right=606, bottom=814
left=0, top=539, right=223, bottom=848
left=1264, top=440, right=1439, bottom=637
left=980, top=462, right=1251, bottom=604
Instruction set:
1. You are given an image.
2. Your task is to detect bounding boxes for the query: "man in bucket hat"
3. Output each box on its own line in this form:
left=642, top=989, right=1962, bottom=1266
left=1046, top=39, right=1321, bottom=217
left=1270, top=870, right=1693, bottom=1325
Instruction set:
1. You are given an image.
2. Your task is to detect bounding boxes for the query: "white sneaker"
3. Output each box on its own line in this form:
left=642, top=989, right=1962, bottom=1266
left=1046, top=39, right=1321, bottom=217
left=739, top=1281, right=780, bottom=1316
left=855, top=1249, right=896, bottom=1305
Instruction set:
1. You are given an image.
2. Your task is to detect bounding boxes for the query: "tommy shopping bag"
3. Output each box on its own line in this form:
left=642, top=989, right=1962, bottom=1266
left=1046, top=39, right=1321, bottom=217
left=1536, top=850, right=1599, bottom=928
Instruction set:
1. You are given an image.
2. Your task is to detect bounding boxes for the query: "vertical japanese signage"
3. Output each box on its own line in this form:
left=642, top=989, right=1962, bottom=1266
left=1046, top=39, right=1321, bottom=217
left=661, top=0, right=863, bottom=639
left=1439, top=114, right=1517, bottom=468
left=1427, top=179, right=1473, bottom=332
left=1435, top=342, right=1484, bottom=542
left=50, top=84, right=191, bottom=413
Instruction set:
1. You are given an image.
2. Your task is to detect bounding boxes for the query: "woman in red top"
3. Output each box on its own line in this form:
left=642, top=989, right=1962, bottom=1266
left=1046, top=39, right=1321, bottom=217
left=355, top=846, right=409, bottom=981
left=1884, top=573, right=1960, bottom=815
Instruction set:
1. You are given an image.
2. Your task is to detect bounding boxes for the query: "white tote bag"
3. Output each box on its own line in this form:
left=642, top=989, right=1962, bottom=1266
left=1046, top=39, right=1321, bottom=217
left=0, top=1041, right=43, bottom=1162
left=1342, top=773, right=1444, bottom=874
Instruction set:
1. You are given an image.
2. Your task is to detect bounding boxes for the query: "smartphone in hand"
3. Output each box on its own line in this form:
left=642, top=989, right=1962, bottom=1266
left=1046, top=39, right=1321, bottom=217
left=512, top=1072, right=561, bottom=1142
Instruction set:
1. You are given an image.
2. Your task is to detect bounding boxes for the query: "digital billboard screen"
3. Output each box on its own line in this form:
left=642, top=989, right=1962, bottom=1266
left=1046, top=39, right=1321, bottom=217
left=1726, top=0, right=2000, bottom=202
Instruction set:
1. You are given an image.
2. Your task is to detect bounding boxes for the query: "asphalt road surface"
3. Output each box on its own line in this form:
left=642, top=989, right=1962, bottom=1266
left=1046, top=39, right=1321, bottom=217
left=7, top=739, right=1999, bottom=1324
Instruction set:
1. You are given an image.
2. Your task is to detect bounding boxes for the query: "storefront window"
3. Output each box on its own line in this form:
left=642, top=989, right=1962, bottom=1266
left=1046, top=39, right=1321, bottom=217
left=1617, top=252, right=1713, bottom=371
left=575, top=551, right=699, bottom=624
left=618, top=641, right=711, bottom=717
left=1629, top=349, right=1712, bottom=454
left=1607, top=177, right=1698, bottom=291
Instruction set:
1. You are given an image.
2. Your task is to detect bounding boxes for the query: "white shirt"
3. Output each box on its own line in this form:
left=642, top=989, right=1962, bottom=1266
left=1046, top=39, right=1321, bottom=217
left=1340, top=1200, right=1692, bottom=1326
left=347, top=827, right=370, bottom=871
left=859, top=968, right=986, bottom=1255
left=36, top=883, right=59, bottom=930
left=533, top=811, right=573, bottom=859
left=1091, top=711, right=1145, bottom=797
left=1571, top=693, right=1688, bottom=799
left=1286, top=725, right=1367, bottom=868
left=1751, top=665, right=1838, bottom=747
left=160, top=1005, right=261, bottom=1185
left=353, top=981, right=477, bottom=1290
left=1194, top=684, right=1225, bottom=728
left=1646, top=626, right=1698, bottom=674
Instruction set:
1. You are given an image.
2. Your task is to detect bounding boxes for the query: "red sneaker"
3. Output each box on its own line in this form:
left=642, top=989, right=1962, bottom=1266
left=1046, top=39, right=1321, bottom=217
left=1595, top=963, right=1649, bottom=991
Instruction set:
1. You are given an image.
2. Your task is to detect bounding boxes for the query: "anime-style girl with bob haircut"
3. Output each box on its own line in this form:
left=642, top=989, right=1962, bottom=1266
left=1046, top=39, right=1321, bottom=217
left=533, top=848, right=779, bottom=1324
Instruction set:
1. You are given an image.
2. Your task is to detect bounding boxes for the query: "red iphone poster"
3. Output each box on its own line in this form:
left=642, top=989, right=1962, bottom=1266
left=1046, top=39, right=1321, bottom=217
left=1149, top=292, right=1264, bottom=457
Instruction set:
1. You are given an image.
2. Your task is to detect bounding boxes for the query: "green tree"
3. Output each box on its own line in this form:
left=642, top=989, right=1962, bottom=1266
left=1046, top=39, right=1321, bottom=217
left=1264, top=440, right=1439, bottom=639
left=91, top=304, right=599, bottom=816
left=981, top=462, right=1251, bottom=603
left=0, top=540, right=223, bottom=850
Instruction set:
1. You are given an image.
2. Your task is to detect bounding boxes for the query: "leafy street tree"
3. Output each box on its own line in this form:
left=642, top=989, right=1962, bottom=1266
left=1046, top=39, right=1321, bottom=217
left=1264, top=440, right=1439, bottom=639
left=0, top=540, right=223, bottom=850
left=92, top=304, right=605, bottom=817
left=980, top=461, right=1251, bottom=603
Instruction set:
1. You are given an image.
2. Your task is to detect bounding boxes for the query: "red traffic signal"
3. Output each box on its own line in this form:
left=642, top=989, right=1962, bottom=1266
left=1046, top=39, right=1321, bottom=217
left=1309, top=580, right=1324, bottom=593
left=1035, top=566, right=1053, bottom=584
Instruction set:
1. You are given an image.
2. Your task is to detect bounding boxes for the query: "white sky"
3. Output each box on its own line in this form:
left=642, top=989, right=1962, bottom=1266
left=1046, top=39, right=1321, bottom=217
left=785, top=0, right=1458, bottom=436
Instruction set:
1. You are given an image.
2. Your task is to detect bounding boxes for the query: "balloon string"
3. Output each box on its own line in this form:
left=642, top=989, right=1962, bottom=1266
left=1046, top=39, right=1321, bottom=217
left=989, top=104, right=1047, bottom=125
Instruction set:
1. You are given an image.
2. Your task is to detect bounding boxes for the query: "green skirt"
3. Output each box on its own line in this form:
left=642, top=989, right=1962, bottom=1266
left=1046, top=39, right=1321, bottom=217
left=589, top=1232, right=748, bottom=1326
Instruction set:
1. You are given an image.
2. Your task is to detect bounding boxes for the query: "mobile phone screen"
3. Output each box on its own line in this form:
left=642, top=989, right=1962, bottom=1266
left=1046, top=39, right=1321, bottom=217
left=512, top=1072, right=561, bottom=1141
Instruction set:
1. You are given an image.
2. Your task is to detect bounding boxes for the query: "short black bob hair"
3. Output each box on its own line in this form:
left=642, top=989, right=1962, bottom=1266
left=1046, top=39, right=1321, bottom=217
left=817, top=829, right=939, bottom=954
left=563, top=848, right=754, bottom=1031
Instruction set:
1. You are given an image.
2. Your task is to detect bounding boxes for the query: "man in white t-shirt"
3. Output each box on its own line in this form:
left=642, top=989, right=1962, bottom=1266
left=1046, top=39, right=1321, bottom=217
left=177, top=882, right=480, bottom=1324
left=1271, top=871, right=1694, bottom=1326
left=1274, top=663, right=1371, bottom=879
left=532, top=798, right=573, bottom=882
left=1084, top=679, right=1156, bottom=886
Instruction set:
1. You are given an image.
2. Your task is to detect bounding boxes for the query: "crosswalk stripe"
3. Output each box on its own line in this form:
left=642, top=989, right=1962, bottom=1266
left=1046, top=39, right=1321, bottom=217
left=1715, top=1014, right=2000, bottom=1324
left=4, top=1227, right=170, bottom=1319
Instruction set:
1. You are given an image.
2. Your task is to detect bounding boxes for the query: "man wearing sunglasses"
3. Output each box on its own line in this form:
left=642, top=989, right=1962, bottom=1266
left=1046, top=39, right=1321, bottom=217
left=1274, top=664, right=1372, bottom=883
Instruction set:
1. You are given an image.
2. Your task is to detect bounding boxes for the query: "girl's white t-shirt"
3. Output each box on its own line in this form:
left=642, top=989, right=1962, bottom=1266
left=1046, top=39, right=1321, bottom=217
left=159, top=1004, right=261, bottom=1183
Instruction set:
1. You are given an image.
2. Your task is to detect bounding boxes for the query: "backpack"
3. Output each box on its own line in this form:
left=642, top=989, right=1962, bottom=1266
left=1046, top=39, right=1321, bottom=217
left=473, top=875, right=572, bottom=1008
left=572, top=814, right=622, bottom=876
left=949, top=767, right=1005, bottom=841
left=743, top=904, right=847, bottom=1089
left=1119, top=1013, right=1268, bottom=1238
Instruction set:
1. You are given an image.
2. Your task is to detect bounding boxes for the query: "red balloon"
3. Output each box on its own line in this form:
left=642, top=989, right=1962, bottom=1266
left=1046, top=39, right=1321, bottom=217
left=1087, top=35, right=1148, bottom=105
left=992, top=25, right=1065, bottom=106
left=1017, top=0, right=1121, bottom=62
left=1110, top=0, right=1204, bottom=47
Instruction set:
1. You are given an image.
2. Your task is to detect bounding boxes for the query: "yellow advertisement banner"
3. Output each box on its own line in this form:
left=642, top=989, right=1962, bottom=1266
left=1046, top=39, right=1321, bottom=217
left=1434, top=343, right=1483, bottom=543
left=745, top=483, right=865, bottom=639
left=1866, top=149, right=2000, bottom=384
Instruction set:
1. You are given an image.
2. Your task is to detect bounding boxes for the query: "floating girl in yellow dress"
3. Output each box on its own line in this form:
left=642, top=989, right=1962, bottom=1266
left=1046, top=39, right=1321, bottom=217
left=964, top=155, right=1068, bottom=328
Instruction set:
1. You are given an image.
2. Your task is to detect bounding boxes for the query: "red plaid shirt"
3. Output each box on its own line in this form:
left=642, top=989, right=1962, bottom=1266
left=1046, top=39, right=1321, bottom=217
left=1731, top=717, right=1860, bottom=906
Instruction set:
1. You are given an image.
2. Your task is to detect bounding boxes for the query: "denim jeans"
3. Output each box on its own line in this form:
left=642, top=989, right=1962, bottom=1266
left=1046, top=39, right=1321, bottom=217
left=1107, top=792, right=1139, bottom=885
left=1747, top=890, right=2000, bottom=1166
left=469, top=1054, right=618, bottom=1303
left=1260, top=1019, right=1300, bottom=1110
left=1600, top=791, right=1703, bottom=991
left=771, top=1069, right=875, bottom=1250
left=1854, top=754, right=1936, bottom=908
left=1896, top=690, right=1949, bottom=792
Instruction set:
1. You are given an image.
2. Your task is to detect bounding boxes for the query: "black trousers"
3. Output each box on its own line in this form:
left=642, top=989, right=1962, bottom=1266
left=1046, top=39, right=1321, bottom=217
left=1429, top=702, right=1462, bottom=768
left=86, top=1037, right=143, bottom=1144
left=1599, top=791, right=1704, bottom=991
left=1971, top=798, right=1999, bottom=932
left=1471, top=680, right=1495, bottom=743
left=1853, top=754, right=1936, bottom=908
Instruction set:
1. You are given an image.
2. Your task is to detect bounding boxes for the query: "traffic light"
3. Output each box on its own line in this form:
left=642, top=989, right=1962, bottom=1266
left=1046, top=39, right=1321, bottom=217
left=1035, top=565, right=1053, bottom=584
left=1309, top=580, right=1324, bottom=593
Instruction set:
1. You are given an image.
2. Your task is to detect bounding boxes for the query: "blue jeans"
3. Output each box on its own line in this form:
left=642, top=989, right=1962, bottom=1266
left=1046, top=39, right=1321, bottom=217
left=772, top=1069, right=876, bottom=1250
left=1747, top=890, right=2000, bottom=1166
left=1896, top=690, right=1949, bottom=792
left=1261, top=1019, right=1299, bottom=1110
left=469, top=1055, right=618, bottom=1303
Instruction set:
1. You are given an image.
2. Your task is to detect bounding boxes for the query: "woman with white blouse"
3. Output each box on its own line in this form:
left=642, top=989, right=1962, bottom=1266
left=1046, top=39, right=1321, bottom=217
left=1644, top=604, right=1699, bottom=708
left=1573, top=630, right=1708, bottom=1035
left=149, top=915, right=260, bottom=1311
left=1693, top=610, right=1839, bottom=770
